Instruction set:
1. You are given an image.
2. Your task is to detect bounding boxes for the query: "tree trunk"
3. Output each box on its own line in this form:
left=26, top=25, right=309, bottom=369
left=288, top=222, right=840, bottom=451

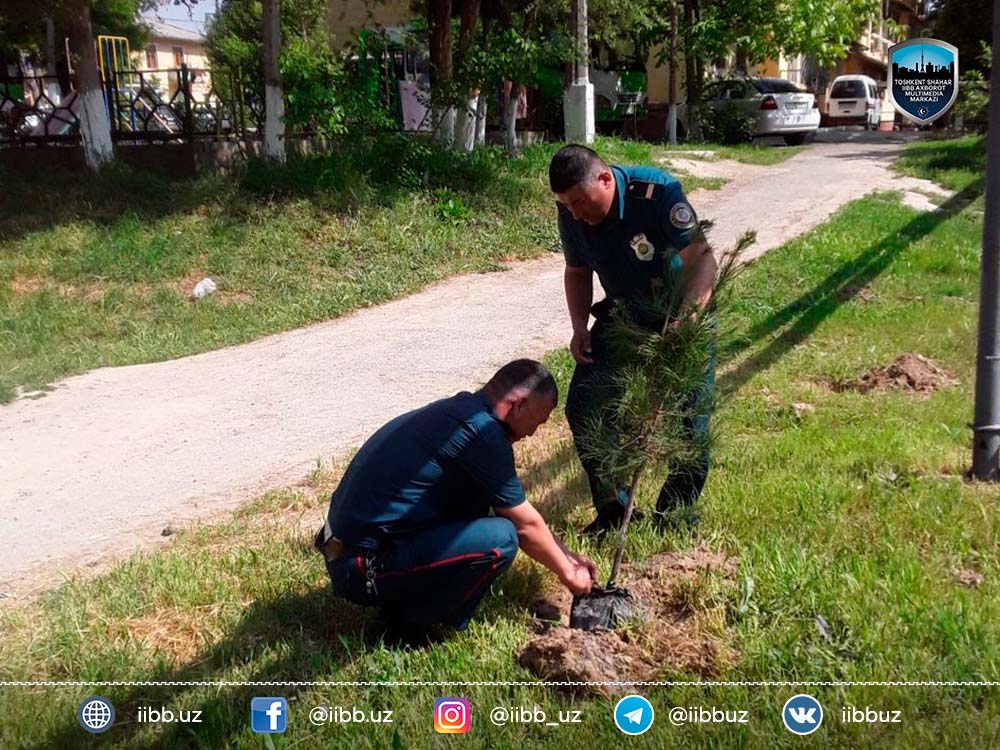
left=44, top=17, right=61, bottom=104
left=474, top=93, right=487, bottom=146
left=68, top=1, right=113, bottom=170
left=454, top=92, right=478, bottom=152
left=262, top=0, right=285, bottom=162
left=428, top=0, right=454, bottom=145
left=682, top=0, right=703, bottom=140
left=505, top=82, right=523, bottom=156
left=452, top=0, right=480, bottom=150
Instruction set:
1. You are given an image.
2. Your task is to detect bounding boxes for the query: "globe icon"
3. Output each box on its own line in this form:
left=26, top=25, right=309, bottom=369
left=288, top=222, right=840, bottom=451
left=78, top=696, right=115, bottom=733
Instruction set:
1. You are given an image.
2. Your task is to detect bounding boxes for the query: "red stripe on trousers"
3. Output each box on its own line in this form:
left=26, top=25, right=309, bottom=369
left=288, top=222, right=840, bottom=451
left=375, top=551, right=487, bottom=580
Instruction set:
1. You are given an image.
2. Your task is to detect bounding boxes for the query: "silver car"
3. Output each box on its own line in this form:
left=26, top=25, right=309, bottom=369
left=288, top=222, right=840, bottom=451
left=702, top=77, right=821, bottom=145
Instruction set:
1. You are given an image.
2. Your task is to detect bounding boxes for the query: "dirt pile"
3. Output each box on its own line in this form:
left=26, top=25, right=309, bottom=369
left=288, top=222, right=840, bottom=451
left=832, top=353, right=957, bottom=397
left=517, top=547, right=739, bottom=697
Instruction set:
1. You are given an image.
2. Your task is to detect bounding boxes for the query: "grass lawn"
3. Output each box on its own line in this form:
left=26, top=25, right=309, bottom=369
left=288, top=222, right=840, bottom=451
left=892, top=135, right=986, bottom=200
left=656, top=141, right=808, bottom=166
left=0, top=139, right=992, bottom=748
left=0, top=136, right=744, bottom=404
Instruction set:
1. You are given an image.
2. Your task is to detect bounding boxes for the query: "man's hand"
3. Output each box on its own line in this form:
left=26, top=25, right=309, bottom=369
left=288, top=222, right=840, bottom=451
left=563, top=563, right=594, bottom=596
left=569, top=552, right=599, bottom=583
left=678, top=239, right=717, bottom=312
left=570, top=328, right=593, bottom=365
left=565, top=265, right=594, bottom=364
left=496, top=502, right=597, bottom=596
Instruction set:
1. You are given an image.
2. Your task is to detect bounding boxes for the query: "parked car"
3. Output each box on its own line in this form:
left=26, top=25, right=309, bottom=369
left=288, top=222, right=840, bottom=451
left=701, top=77, right=821, bottom=145
left=826, top=74, right=882, bottom=129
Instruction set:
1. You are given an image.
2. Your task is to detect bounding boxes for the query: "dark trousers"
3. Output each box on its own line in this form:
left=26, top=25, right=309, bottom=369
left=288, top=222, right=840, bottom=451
left=564, top=316, right=716, bottom=517
left=325, top=517, right=518, bottom=630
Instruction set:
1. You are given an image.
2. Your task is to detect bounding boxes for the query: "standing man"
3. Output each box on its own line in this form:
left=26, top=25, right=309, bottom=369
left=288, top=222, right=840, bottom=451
left=550, top=144, right=717, bottom=535
left=315, top=359, right=597, bottom=644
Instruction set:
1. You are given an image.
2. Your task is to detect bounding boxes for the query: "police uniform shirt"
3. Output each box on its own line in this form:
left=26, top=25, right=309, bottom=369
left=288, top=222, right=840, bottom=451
left=558, top=165, right=700, bottom=302
left=325, top=391, right=525, bottom=548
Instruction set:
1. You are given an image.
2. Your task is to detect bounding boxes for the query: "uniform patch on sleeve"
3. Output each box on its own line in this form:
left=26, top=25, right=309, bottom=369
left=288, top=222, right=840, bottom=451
left=670, top=202, right=696, bottom=229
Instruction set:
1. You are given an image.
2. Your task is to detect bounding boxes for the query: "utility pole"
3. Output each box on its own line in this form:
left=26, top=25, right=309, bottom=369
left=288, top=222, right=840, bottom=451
left=563, top=0, right=595, bottom=143
left=667, top=1, right=678, bottom=144
left=972, top=0, right=1000, bottom=479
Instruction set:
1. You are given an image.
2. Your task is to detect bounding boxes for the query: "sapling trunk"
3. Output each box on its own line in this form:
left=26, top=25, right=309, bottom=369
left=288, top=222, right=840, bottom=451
left=607, top=466, right=642, bottom=587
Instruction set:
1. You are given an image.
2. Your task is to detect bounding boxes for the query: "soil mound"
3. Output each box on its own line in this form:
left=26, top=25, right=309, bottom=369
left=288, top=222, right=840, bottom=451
left=518, top=547, right=738, bottom=697
left=833, top=353, right=957, bottom=397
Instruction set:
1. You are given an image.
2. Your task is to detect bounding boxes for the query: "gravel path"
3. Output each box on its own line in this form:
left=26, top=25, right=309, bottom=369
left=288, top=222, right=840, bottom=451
left=0, top=131, right=947, bottom=595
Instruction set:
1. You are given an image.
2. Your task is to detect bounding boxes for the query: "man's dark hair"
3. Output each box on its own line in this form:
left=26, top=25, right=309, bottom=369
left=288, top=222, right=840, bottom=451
left=485, top=359, right=558, bottom=404
left=548, top=144, right=608, bottom=194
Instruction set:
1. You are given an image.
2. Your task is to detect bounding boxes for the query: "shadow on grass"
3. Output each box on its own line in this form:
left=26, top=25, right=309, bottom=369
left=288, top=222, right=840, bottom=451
left=520, top=437, right=593, bottom=529
left=0, top=138, right=539, bottom=247
left=37, top=584, right=373, bottom=748
left=719, top=182, right=983, bottom=395
left=33, top=537, right=556, bottom=747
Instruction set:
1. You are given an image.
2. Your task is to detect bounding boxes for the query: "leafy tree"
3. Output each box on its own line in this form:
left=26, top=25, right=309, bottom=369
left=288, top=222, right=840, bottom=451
left=205, top=0, right=326, bottom=78
left=928, top=0, right=993, bottom=75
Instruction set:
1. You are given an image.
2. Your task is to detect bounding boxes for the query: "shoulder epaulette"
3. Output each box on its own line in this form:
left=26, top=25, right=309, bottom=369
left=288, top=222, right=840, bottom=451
left=626, top=179, right=663, bottom=201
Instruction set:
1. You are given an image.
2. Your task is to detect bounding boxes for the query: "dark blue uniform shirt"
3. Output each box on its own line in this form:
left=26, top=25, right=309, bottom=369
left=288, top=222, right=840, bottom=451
left=325, top=391, right=525, bottom=549
left=558, top=164, right=700, bottom=303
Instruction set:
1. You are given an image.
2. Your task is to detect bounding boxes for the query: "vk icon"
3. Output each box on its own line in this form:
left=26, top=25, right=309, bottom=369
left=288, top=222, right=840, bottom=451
left=251, top=697, right=288, bottom=734
left=613, top=694, right=655, bottom=735
left=782, top=694, right=823, bottom=735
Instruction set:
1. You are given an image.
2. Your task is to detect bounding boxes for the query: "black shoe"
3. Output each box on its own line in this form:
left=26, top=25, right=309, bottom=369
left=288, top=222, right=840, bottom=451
left=582, top=507, right=646, bottom=538
left=653, top=504, right=700, bottom=531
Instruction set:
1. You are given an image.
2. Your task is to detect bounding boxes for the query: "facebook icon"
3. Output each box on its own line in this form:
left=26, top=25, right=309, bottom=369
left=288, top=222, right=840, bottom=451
left=781, top=694, right=823, bottom=735
left=250, top=697, right=288, bottom=734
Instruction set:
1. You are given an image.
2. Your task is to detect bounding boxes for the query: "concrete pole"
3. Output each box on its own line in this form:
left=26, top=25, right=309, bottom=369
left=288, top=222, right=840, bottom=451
left=972, top=0, right=1000, bottom=480
left=563, top=0, right=595, bottom=143
left=667, top=1, right=678, bottom=144
left=262, top=0, right=286, bottom=162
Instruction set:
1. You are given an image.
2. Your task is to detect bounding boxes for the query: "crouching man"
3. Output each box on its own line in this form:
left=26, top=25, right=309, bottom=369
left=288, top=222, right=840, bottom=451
left=315, top=359, right=597, bottom=643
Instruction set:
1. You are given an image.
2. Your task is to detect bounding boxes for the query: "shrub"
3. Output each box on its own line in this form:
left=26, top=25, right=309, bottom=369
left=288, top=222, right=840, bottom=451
left=700, top=102, right=755, bottom=145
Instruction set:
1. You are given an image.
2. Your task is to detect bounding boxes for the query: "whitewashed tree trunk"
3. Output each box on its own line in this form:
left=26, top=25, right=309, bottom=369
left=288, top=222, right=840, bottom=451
left=68, top=1, right=113, bottom=170
left=44, top=18, right=61, bottom=104
left=474, top=94, right=487, bottom=147
left=262, top=0, right=286, bottom=162
left=432, top=105, right=455, bottom=144
left=453, top=93, right=477, bottom=152
left=505, top=83, right=522, bottom=156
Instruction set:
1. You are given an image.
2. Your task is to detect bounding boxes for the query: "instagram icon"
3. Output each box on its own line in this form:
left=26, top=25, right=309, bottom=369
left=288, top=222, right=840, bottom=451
left=434, top=697, right=471, bottom=734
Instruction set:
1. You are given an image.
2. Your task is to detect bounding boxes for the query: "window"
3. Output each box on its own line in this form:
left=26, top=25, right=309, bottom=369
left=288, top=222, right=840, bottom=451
left=145, top=46, right=157, bottom=69
left=172, top=47, right=185, bottom=67
left=702, top=82, right=724, bottom=101
left=830, top=80, right=866, bottom=99
left=751, top=78, right=806, bottom=94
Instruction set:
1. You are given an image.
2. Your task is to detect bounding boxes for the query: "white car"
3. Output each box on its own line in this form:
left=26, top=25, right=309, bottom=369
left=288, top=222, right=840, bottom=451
left=826, top=75, right=882, bottom=129
left=701, top=77, right=821, bottom=145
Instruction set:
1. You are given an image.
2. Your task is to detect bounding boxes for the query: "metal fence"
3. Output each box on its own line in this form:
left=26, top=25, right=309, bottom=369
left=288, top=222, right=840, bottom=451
left=0, top=65, right=262, bottom=147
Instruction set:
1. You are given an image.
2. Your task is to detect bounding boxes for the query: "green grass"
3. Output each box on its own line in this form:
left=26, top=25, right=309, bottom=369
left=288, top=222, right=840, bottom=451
left=657, top=142, right=807, bottom=166
left=0, top=136, right=724, bottom=403
left=0, top=156, right=993, bottom=747
left=892, top=135, right=986, bottom=197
